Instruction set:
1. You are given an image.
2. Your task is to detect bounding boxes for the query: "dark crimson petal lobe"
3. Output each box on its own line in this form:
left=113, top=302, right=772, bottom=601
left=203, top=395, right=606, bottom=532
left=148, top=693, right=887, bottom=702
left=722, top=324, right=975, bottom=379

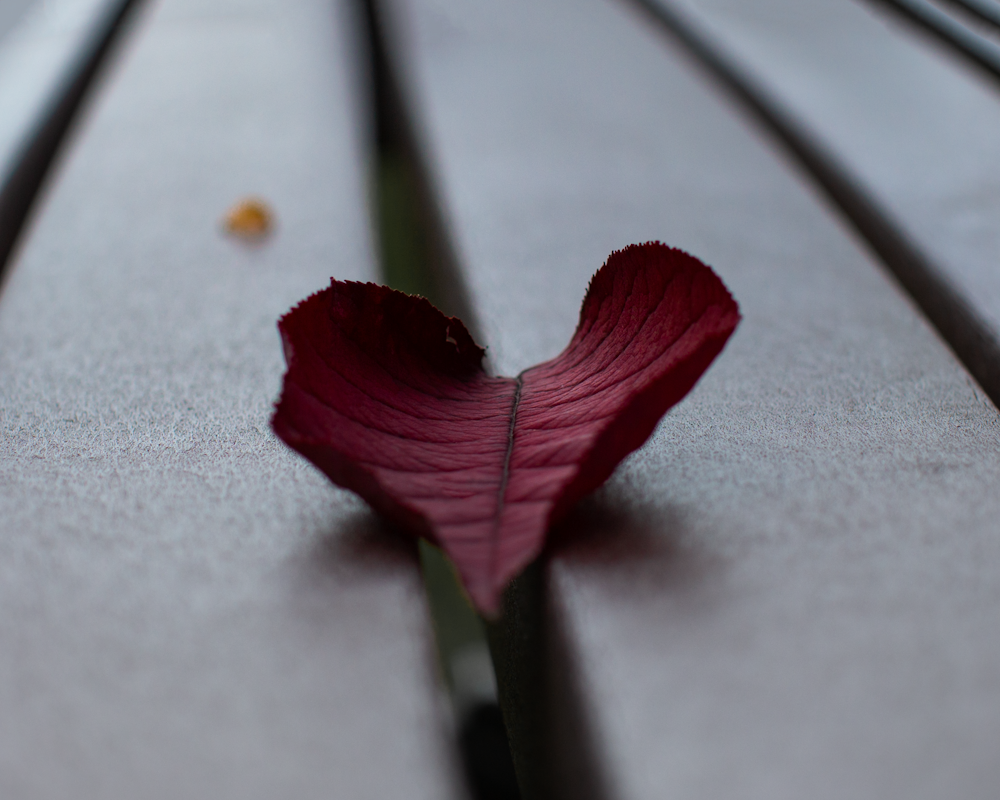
left=272, top=243, right=739, bottom=614
left=271, top=282, right=517, bottom=562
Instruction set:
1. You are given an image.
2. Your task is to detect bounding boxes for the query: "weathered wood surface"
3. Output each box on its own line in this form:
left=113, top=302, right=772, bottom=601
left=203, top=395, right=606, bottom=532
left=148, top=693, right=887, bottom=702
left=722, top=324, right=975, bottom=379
left=389, top=0, right=1000, bottom=796
left=664, top=0, right=1000, bottom=368
left=0, top=0, right=462, bottom=797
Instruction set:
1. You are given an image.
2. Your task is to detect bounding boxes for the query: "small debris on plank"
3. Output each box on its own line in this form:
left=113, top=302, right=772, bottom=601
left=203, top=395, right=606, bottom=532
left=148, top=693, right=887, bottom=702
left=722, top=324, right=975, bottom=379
left=223, top=197, right=274, bottom=239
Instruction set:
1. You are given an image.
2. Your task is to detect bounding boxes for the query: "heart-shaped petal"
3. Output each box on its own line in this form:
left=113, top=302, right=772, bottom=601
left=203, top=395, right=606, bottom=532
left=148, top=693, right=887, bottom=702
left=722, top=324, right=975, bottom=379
left=273, top=243, right=739, bottom=613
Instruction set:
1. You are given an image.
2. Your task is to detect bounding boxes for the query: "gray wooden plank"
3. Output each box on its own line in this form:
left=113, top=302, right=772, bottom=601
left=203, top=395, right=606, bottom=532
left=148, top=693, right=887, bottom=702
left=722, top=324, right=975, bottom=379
left=0, top=0, right=463, bottom=797
left=0, top=0, right=136, bottom=272
left=0, top=0, right=37, bottom=45
left=387, top=0, right=1000, bottom=797
left=0, top=0, right=125, bottom=207
left=862, top=0, right=1000, bottom=86
left=662, top=0, right=1000, bottom=380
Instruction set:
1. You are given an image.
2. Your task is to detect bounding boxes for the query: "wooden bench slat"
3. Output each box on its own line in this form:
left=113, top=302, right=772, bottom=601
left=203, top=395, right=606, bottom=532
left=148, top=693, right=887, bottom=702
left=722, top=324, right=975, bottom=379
left=0, top=0, right=462, bottom=796
left=0, top=0, right=37, bottom=45
left=388, top=0, right=1000, bottom=796
left=0, top=0, right=115, bottom=166
left=0, top=0, right=137, bottom=272
left=666, top=0, right=1000, bottom=378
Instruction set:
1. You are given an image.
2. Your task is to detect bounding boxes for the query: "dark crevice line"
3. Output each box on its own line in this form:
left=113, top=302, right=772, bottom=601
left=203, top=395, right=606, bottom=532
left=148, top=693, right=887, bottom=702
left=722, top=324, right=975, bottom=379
left=347, top=2, right=521, bottom=799
left=859, top=0, right=1000, bottom=89
left=484, top=564, right=548, bottom=800
left=933, top=0, right=1000, bottom=35
left=0, top=0, right=145, bottom=285
left=624, top=0, right=1000, bottom=410
left=484, top=554, right=612, bottom=800
left=351, top=0, right=482, bottom=337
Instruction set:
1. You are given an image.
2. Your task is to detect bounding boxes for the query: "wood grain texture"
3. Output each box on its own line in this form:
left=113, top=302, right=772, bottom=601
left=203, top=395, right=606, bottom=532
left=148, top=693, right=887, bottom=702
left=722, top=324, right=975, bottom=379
left=388, top=0, right=1000, bottom=796
left=0, top=0, right=462, bottom=797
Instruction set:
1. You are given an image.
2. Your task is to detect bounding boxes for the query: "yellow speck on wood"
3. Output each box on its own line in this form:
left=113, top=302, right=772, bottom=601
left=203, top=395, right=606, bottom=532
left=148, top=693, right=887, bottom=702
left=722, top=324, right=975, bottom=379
left=223, top=197, right=274, bottom=239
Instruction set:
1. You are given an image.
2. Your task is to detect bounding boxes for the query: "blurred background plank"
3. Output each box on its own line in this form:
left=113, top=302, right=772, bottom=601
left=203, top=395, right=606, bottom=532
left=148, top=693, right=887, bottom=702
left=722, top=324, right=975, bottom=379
left=0, top=0, right=37, bottom=43
left=0, top=0, right=139, bottom=275
left=648, top=0, right=1000, bottom=402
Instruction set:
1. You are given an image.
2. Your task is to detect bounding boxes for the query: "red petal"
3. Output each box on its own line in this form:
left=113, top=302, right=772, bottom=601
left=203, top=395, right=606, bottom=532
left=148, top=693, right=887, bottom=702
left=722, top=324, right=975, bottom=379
left=272, top=243, right=739, bottom=613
